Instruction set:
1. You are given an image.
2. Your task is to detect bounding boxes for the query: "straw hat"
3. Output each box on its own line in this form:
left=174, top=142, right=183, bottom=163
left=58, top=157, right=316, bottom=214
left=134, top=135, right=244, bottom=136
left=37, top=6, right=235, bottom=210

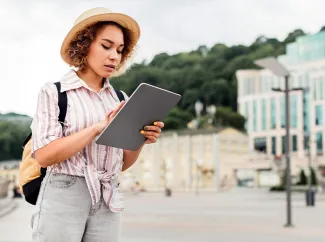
left=60, top=7, right=140, bottom=67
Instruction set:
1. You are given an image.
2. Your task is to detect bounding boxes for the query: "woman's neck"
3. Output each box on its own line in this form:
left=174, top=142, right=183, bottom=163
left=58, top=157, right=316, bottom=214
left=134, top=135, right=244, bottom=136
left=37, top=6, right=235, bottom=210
left=76, top=68, right=103, bottom=93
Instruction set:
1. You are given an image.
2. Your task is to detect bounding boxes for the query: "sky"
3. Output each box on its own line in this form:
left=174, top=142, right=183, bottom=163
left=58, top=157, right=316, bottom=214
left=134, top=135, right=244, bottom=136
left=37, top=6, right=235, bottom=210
left=1, top=0, right=325, bottom=116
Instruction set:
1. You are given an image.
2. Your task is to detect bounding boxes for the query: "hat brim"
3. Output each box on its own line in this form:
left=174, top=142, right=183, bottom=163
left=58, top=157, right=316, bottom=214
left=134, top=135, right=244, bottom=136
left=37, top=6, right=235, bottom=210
left=60, top=12, right=140, bottom=66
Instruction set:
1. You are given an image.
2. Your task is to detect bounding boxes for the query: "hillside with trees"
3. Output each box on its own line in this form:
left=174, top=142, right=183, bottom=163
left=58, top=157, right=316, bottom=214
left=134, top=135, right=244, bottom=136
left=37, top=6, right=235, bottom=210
left=0, top=113, right=31, bottom=161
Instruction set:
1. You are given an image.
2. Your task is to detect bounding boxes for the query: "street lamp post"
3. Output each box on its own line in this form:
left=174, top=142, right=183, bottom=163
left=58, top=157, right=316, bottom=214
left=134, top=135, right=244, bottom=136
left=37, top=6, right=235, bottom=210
left=284, top=75, right=292, bottom=227
left=254, top=57, right=293, bottom=227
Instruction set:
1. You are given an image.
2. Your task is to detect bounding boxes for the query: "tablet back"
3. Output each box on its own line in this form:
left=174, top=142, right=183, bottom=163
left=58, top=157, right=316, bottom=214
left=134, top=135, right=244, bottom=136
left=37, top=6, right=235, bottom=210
left=95, top=83, right=182, bottom=150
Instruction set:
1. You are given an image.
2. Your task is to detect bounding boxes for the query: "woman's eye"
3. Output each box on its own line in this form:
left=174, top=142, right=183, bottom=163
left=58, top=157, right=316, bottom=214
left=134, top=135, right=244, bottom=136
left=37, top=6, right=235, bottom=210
left=102, top=44, right=110, bottom=50
left=117, top=50, right=123, bottom=54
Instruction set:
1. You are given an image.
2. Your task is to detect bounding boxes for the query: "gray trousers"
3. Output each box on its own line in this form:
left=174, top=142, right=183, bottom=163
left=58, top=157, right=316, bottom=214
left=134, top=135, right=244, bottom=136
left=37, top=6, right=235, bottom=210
left=31, top=171, right=122, bottom=242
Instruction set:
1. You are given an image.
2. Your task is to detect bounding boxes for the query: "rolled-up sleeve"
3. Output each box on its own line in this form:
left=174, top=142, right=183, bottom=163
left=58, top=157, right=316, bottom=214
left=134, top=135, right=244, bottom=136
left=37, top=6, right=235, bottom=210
left=31, top=83, right=62, bottom=158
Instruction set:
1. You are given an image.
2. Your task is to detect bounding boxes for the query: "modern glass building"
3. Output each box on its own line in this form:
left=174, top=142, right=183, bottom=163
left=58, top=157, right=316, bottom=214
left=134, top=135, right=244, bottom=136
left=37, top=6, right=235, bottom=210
left=278, top=31, right=325, bottom=66
left=236, top=31, right=325, bottom=173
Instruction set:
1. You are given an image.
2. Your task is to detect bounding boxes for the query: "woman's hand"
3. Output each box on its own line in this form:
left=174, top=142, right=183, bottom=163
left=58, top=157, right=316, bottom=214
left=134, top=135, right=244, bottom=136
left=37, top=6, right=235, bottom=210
left=94, top=101, right=125, bottom=135
left=140, top=121, right=164, bottom=145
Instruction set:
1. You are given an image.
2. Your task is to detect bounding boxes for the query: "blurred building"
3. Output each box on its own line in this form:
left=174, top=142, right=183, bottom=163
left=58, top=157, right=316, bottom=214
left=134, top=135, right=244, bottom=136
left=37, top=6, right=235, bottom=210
left=120, top=127, right=279, bottom=192
left=0, top=161, right=19, bottom=183
left=236, top=31, right=325, bottom=177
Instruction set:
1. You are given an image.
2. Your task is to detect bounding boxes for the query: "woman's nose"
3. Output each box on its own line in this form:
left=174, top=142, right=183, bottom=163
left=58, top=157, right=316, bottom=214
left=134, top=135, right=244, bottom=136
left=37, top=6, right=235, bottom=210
left=108, top=50, right=119, bottom=61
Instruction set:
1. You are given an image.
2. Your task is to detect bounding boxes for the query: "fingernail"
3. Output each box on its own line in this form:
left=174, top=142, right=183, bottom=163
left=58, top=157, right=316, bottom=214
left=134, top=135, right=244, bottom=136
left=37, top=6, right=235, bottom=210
left=144, top=126, right=149, bottom=130
left=140, top=130, right=145, bottom=134
left=154, top=122, right=157, bottom=126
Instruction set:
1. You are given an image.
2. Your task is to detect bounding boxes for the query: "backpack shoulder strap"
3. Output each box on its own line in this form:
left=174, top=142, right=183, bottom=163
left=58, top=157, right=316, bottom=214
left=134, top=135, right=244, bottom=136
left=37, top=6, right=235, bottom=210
left=54, top=82, right=67, bottom=127
left=115, top=89, right=125, bottom=102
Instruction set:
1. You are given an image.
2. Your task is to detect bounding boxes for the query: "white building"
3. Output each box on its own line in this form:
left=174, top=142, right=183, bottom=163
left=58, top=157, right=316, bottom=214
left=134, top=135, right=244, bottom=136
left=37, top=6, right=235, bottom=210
left=236, top=31, right=325, bottom=176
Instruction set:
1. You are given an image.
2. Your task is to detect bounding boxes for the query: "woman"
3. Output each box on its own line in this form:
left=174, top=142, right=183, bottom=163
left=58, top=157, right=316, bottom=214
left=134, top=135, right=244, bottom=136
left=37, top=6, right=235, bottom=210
left=31, top=7, right=164, bottom=242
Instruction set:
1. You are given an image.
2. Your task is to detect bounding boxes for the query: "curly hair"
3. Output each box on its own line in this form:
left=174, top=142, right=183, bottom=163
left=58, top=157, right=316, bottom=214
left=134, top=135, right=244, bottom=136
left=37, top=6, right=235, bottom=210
left=67, top=21, right=134, bottom=72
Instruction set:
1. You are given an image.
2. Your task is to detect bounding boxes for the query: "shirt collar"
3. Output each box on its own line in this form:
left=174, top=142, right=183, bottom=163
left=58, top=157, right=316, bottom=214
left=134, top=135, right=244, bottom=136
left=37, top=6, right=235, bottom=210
left=60, top=69, right=113, bottom=93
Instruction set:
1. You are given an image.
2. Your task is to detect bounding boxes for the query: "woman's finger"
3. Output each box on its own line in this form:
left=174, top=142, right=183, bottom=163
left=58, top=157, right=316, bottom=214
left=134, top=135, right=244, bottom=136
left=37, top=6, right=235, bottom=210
left=105, top=110, right=114, bottom=120
left=143, top=125, right=161, bottom=133
left=141, top=131, right=160, bottom=138
left=145, top=136, right=157, bottom=143
left=153, top=121, right=164, bottom=128
left=110, top=101, right=125, bottom=118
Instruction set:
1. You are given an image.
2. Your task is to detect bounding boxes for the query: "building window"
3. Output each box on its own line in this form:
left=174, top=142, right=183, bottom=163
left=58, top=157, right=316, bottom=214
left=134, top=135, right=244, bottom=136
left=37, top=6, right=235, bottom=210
left=253, top=101, right=257, bottom=131
left=292, top=135, right=297, bottom=152
left=245, top=78, right=250, bottom=95
left=299, top=75, right=303, bottom=88
left=315, top=105, right=323, bottom=126
left=250, top=77, right=256, bottom=94
left=304, top=135, right=309, bottom=151
left=261, top=99, right=267, bottom=130
left=314, top=77, right=324, bottom=101
left=270, top=76, right=275, bottom=88
left=319, top=77, right=324, bottom=100
left=244, top=78, right=248, bottom=96
left=244, top=102, right=249, bottom=131
left=290, top=76, right=294, bottom=89
left=248, top=78, right=252, bottom=95
left=305, top=72, right=310, bottom=87
left=259, top=76, right=263, bottom=93
left=270, top=98, right=276, bottom=129
left=273, top=76, right=280, bottom=89
left=271, top=137, right=276, bottom=155
left=265, top=76, right=269, bottom=92
left=282, top=136, right=286, bottom=154
left=254, top=137, right=267, bottom=153
left=316, top=132, right=323, bottom=155
left=277, top=77, right=281, bottom=89
left=313, top=78, right=316, bottom=100
left=303, top=90, right=310, bottom=137
left=280, top=96, right=285, bottom=128
left=291, top=95, right=297, bottom=128
left=280, top=76, right=285, bottom=90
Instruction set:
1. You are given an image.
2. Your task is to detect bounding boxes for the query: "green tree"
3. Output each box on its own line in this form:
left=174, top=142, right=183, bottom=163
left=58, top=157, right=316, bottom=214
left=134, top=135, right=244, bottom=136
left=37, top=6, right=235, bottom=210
left=200, top=79, right=229, bottom=106
left=283, top=29, right=306, bottom=44
left=296, top=169, right=307, bottom=185
left=163, top=107, right=193, bottom=130
left=0, top=120, right=31, bottom=161
left=209, top=43, right=228, bottom=60
left=180, top=89, right=200, bottom=112
left=214, top=107, right=245, bottom=131
left=310, top=167, right=318, bottom=186
left=295, top=168, right=318, bottom=186
left=149, top=53, right=170, bottom=67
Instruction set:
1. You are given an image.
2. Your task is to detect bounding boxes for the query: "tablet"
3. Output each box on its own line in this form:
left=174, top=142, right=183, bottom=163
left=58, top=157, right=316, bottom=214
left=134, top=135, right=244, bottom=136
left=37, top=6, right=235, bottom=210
left=95, top=83, right=182, bottom=150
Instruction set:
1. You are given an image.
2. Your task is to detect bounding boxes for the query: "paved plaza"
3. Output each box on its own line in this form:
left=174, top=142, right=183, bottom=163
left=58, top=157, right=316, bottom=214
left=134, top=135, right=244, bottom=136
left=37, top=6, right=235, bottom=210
left=1, top=188, right=325, bottom=242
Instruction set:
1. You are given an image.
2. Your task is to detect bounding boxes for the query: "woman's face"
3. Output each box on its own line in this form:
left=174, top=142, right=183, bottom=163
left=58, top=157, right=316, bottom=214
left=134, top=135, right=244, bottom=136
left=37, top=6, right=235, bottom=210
left=86, top=24, right=124, bottom=78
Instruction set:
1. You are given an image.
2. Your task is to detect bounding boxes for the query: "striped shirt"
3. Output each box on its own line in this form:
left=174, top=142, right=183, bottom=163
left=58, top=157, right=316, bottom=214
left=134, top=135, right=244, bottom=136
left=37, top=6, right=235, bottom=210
left=31, top=70, right=128, bottom=212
